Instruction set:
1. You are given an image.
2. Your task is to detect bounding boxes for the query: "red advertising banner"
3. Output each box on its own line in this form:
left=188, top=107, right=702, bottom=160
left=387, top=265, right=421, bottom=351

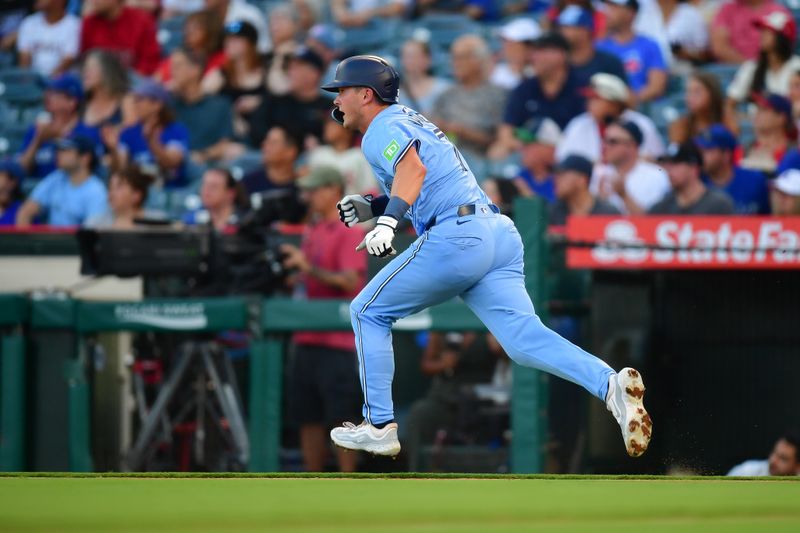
left=566, top=216, right=800, bottom=269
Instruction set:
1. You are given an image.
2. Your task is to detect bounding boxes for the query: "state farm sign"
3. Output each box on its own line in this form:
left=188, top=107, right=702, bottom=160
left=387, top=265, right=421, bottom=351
left=566, top=217, right=800, bottom=269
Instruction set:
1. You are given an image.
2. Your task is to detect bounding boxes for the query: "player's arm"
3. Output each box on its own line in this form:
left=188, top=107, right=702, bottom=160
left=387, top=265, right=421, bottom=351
left=358, top=146, right=427, bottom=257
left=389, top=145, right=426, bottom=206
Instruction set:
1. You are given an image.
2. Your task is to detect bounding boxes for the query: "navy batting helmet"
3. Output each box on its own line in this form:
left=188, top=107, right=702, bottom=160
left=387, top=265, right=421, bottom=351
left=322, top=55, right=400, bottom=123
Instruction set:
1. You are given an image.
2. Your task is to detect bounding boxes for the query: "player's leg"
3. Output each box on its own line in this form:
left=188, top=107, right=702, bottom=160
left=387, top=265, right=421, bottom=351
left=460, top=216, right=652, bottom=457
left=332, top=228, right=491, bottom=455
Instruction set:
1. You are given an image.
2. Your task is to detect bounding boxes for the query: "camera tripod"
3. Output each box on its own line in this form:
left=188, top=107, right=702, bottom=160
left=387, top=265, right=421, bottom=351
left=125, top=340, right=249, bottom=471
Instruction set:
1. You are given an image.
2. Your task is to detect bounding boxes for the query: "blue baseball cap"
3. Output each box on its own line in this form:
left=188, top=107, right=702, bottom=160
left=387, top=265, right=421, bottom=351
left=752, top=92, right=793, bottom=123
left=131, top=78, right=171, bottom=103
left=554, top=154, right=594, bottom=178
left=694, top=124, right=738, bottom=151
left=558, top=6, right=594, bottom=30
left=0, top=159, right=24, bottom=181
left=46, top=73, right=83, bottom=101
left=308, top=24, right=343, bottom=51
left=56, top=133, right=96, bottom=155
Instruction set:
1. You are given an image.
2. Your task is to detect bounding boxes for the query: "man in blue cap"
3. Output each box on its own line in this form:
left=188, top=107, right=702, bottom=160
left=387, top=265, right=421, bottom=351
left=16, top=133, right=107, bottom=227
left=557, top=5, right=626, bottom=84
left=696, top=124, right=770, bottom=214
left=17, top=73, right=98, bottom=179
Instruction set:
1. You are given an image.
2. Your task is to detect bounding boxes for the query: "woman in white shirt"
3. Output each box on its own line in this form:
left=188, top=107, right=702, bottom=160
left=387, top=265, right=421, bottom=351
left=397, top=38, right=451, bottom=117
left=657, top=0, right=710, bottom=65
left=727, top=11, right=800, bottom=105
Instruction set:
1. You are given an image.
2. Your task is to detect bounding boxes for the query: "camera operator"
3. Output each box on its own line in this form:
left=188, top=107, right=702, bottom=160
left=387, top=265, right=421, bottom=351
left=281, top=166, right=367, bottom=472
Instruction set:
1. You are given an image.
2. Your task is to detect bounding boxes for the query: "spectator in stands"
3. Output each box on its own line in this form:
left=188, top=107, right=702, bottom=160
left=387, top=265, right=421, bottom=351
left=489, top=32, right=585, bottom=159
left=711, top=0, right=790, bottom=63
left=184, top=166, right=246, bottom=230
left=482, top=176, right=521, bottom=218
left=18, top=73, right=97, bottom=179
left=695, top=124, right=770, bottom=214
left=171, top=47, right=236, bottom=165
left=86, top=165, right=156, bottom=228
left=649, top=141, right=734, bottom=214
left=331, top=0, right=408, bottom=28
left=557, top=73, right=664, bottom=163
left=726, top=12, right=800, bottom=108
left=398, top=38, right=451, bottom=115
left=512, top=116, right=561, bottom=202
left=728, top=430, right=800, bottom=476
left=16, top=134, right=108, bottom=227
left=203, top=21, right=267, bottom=145
left=248, top=47, right=331, bottom=148
left=306, top=24, right=344, bottom=82
left=16, top=0, right=80, bottom=77
left=556, top=5, right=627, bottom=84
left=204, top=0, right=270, bottom=53
left=155, top=9, right=225, bottom=87
left=670, top=70, right=739, bottom=143
left=241, top=125, right=302, bottom=195
left=596, top=0, right=667, bottom=104
left=430, top=34, right=507, bottom=161
left=264, top=4, right=300, bottom=96
left=740, top=93, right=795, bottom=173
left=81, top=50, right=129, bottom=135
left=655, top=0, right=709, bottom=67
left=489, top=17, right=539, bottom=91
left=550, top=154, right=621, bottom=225
left=405, top=331, right=504, bottom=472
left=0, top=161, right=24, bottom=226
left=306, top=114, right=375, bottom=195
left=80, top=0, right=160, bottom=76
left=104, top=79, right=190, bottom=187
left=592, top=120, right=671, bottom=214
left=281, top=166, right=367, bottom=472
left=771, top=169, right=800, bottom=215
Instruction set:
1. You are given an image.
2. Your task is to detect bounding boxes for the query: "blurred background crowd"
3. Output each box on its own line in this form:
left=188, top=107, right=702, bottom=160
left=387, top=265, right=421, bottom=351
left=2, top=0, right=800, bottom=231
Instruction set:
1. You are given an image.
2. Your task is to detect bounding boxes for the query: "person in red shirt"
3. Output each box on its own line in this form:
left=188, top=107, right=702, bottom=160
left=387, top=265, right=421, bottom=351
left=711, top=0, right=790, bottom=63
left=280, top=166, right=367, bottom=472
left=80, top=0, right=160, bottom=75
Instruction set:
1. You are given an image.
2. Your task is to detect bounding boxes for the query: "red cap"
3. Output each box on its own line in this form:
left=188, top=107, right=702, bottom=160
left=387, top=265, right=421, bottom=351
left=753, top=10, right=797, bottom=44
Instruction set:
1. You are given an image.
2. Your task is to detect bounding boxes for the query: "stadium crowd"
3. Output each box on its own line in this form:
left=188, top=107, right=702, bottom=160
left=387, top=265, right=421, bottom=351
left=2, top=0, right=800, bottom=230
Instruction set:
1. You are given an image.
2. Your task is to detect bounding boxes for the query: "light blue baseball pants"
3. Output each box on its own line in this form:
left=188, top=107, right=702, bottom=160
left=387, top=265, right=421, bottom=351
left=350, top=207, right=615, bottom=425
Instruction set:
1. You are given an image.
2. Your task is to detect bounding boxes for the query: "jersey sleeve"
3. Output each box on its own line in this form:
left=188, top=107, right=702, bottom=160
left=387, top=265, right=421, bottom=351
left=365, top=120, right=420, bottom=177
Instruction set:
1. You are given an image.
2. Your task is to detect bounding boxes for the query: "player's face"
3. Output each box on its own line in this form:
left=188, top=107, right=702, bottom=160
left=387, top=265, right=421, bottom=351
left=768, top=439, right=799, bottom=476
left=333, top=87, right=366, bottom=130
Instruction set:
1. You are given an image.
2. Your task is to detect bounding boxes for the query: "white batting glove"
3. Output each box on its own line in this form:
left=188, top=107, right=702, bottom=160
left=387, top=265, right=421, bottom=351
left=337, top=194, right=374, bottom=227
left=356, top=216, right=397, bottom=257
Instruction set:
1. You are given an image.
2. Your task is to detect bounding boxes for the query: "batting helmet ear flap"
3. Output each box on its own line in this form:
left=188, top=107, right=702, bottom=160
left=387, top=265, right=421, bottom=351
left=331, top=107, right=345, bottom=124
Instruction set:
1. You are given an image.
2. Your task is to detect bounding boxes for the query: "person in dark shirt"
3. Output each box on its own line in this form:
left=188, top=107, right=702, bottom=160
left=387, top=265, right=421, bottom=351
left=556, top=5, right=627, bottom=84
left=649, top=142, right=735, bottom=215
left=550, top=153, right=620, bottom=225
left=171, top=47, right=235, bottom=164
left=248, top=46, right=332, bottom=148
left=241, top=125, right=302, bottom=195
left=490, top=32, right=586, bottom=160
left=695, top=124, right=770, bottom=214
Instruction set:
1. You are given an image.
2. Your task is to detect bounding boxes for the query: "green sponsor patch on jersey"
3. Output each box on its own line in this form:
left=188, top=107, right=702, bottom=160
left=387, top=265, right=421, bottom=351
left=383, top=140, right=401, bottom=162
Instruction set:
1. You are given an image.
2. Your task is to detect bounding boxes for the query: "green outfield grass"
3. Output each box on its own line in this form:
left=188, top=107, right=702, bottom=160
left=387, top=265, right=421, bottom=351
left=0, top=473, right=798, bottom=532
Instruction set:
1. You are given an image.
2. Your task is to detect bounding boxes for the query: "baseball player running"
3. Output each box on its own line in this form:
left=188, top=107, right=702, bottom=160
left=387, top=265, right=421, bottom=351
left=323, top=56, right=652, bottom=459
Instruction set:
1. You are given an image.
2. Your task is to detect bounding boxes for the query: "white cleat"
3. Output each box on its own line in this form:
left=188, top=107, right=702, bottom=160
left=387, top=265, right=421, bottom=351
left=606, top=367, right=653, bottom=458
left=330, top=421, right=401, bottom=457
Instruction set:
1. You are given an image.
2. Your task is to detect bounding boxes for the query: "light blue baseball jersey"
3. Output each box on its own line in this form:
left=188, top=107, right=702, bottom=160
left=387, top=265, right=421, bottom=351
left=360, top=105, right=489, bottom=234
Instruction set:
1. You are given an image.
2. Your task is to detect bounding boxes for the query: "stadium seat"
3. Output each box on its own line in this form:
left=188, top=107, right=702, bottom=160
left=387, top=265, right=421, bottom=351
left=700, top=63, right=739, bottom=90
left=0, top=68, right=45, bottom=109
left=340, top=18, right=402, bottom=55
left=157, top=16, right=186, bottom=57
left=0, top=123, right=30, bottom=156
left=402, top=14, right=483, bottom=51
